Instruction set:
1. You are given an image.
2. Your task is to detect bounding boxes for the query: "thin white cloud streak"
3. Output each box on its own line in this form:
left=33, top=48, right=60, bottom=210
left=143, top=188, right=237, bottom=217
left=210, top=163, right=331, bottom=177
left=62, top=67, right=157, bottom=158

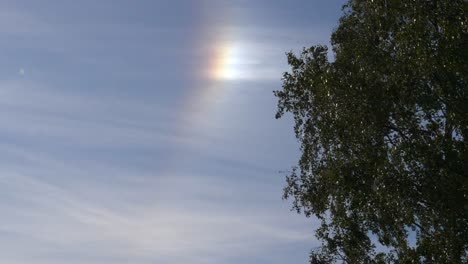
left=0, top=8, right=51, bottom=35
left=0, top=80, right=202, bottom=149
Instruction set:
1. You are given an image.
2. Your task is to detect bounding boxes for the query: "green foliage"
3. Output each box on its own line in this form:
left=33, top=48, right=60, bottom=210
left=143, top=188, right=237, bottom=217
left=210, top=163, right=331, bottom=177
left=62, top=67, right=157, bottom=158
left=274, top=0, right=467, bottom=262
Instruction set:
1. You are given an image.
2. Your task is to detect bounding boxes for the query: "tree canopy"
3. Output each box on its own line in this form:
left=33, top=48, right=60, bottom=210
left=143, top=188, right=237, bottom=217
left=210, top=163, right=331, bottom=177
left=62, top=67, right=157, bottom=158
left=274, top=0, right=467, bottom=262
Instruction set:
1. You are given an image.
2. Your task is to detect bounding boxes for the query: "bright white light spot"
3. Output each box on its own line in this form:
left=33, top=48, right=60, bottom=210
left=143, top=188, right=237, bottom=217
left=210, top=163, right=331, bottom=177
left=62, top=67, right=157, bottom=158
left=208, top=41, right=280, bottom=81
left=212, top=42, right=263, bottom=81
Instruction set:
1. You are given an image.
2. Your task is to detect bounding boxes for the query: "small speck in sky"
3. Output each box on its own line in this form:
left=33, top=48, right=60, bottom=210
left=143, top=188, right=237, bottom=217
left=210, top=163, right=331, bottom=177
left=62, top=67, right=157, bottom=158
left=18, top=68, right=25, bottom=76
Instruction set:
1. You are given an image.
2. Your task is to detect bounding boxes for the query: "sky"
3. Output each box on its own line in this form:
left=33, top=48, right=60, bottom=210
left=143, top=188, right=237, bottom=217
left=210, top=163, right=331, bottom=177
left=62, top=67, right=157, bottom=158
left=0, top=1, right=345, bottom=263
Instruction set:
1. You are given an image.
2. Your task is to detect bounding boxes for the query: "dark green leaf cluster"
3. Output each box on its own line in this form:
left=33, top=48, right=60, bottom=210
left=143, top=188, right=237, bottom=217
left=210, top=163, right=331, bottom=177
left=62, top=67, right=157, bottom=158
left=275, top=0, right=467, bottom=262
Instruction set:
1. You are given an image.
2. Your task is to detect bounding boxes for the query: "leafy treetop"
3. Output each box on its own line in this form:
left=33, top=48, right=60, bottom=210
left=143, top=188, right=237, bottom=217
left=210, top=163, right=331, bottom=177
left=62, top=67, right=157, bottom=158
left=275, top=0, right=467, bottom=263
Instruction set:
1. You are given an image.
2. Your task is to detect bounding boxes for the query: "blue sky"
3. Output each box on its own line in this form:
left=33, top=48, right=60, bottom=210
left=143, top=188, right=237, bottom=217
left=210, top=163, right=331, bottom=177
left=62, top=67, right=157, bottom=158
left=0, top=1, right=345, bottom=263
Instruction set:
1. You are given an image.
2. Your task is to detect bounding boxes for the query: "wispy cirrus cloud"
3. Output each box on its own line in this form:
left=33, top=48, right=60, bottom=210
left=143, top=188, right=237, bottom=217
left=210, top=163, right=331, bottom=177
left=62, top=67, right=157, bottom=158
left=0, top=78, right=316, bottom=264
left=0, top=80, right=189, bottom=148
left=0, top=144, right=315, bottom=264
left=0, top=1, right=344, bottom=263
